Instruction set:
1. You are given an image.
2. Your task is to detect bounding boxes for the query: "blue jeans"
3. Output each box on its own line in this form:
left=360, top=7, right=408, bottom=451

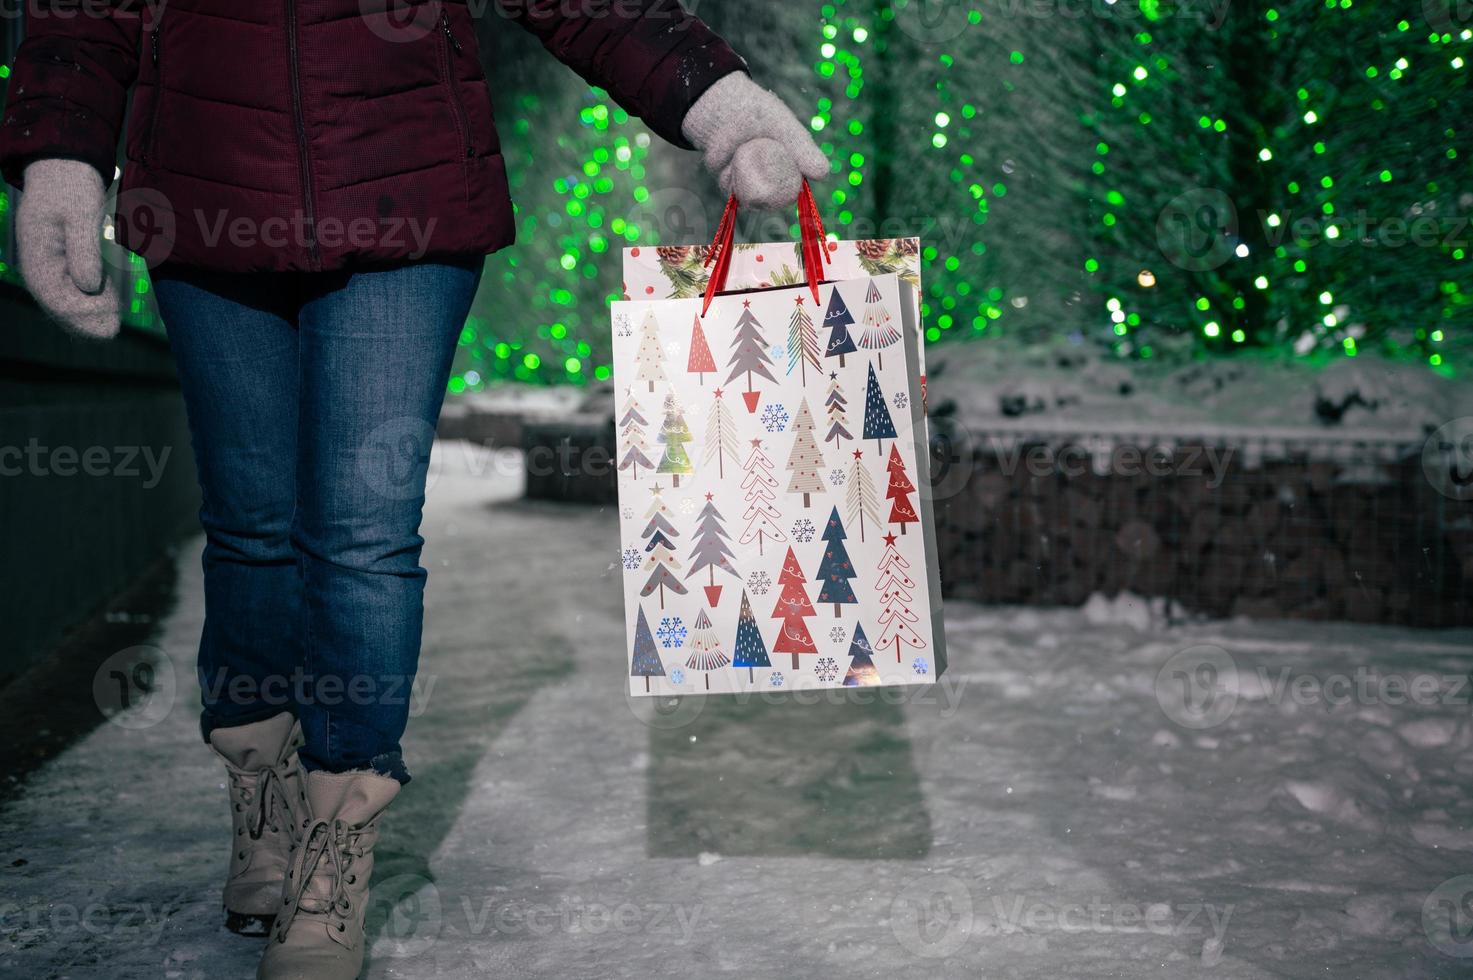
left=153, top=256, right=483, bottom=783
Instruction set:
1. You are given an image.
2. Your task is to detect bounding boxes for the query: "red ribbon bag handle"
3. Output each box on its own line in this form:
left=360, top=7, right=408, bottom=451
left=701, top=179, right=831, bottom=317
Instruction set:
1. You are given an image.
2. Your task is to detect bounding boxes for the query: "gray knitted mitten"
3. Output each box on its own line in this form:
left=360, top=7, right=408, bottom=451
left=17, top=159, right=120, bottom=339
left=683, top=73, right=830, bottom=210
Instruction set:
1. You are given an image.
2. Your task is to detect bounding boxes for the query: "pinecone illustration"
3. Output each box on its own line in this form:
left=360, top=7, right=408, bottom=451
left=856, top=238, right=895, bottom=261
left=657, top=245, right=695, bottom=266
left=897, top=238, right=919, bottom=256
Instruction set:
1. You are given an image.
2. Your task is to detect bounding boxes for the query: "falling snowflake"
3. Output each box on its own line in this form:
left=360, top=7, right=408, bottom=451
left=893, top=391, right=909, bottom=411
left=747, top=570, right=772, bottom=596
left=770, top=671, right=785, bottom=688
left=828, top=468, right=846, bottom=487
left=657, top=616, right=688, bottom=649
left=615, top=313, right=633, bottom=338
left=792, top=518, right=816, bottom=543
left=678, top=496, right=698, bottom=515
left=828, top=625, right=847, bottom=645
left=815, top=656, right=840, bottom=682
left=771, top=344, right=786, bottom=363
left=671, top=668, right=686, bottom=685
left=761, top=403, right=790, bottom=433
left=666, top=340, right=682, bottom=359
left=621, top=547, right=642, bottom=571
left=912, top=657, right=930, bottom=676
left=621, top=506, right=634, bottom=520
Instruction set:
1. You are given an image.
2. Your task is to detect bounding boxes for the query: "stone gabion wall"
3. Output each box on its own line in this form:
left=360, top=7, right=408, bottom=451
left=929, top=430, right=1473, bottom=628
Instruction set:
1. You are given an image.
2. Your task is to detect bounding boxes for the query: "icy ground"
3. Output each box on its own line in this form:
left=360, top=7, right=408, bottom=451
left=2, top=442, right=1471, bottom=979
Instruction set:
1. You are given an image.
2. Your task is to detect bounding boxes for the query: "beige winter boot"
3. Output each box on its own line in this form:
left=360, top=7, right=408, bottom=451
left=257, top=770, right=401, bottom=980
left=209, top=712, right=309, bottom=936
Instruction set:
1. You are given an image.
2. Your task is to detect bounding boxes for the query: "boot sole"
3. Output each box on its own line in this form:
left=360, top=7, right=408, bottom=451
left=223, top=908, right=276, bottom=937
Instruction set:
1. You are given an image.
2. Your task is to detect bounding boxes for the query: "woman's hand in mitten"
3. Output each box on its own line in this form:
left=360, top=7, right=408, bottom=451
left=17, top=159, right=120, bottom=339
left=682, top=73, right=830, bottom=210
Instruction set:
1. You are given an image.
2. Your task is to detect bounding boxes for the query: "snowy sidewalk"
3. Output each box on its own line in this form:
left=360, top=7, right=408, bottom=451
left=2, top=442, right=1471, bottom=979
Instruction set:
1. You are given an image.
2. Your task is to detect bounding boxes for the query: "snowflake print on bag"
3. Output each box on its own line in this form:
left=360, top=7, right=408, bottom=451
left=791, top=518, right=816, bottom=543
left=747, top=570, right=772, bottom=596
left=828, top=625, right=847, bottom=645
left=615, top=313, right=633, bottom=338
left=657, top=616, right=687, bottom=649
left=770, top=671, right=785, bottom=687
left=679, top=497, right=697, bottom=515
left=671, top=667, right=686, bottom=685
left=621, top=506, right=634, bottom=521
left=829, top=467, right=846, bottom=488
left=893, top=390, right=909, bottom=412
left=912, top=657, right=930, bottom=676
left=761, top=403, right=790, bottom=433
left=815, top=657, right=839, bottom=682
left=621, top=547, right=642, bottom=571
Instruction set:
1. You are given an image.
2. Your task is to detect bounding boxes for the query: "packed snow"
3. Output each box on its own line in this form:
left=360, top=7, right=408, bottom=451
left=0, top=442, right=1468, bottom=979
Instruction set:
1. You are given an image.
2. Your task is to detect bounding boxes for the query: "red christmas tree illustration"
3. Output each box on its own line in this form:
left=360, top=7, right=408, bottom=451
left=687, top=315, right=716, bottom=385
left=884, top=443, right=920, bottom=535
left=875, top=532, right=926, bottom=663
left=771, top=546, right=818, bottom=670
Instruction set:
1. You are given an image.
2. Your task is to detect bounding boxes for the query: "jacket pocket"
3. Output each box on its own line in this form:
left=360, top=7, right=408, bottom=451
left=439, top=11, right=473, bottom=160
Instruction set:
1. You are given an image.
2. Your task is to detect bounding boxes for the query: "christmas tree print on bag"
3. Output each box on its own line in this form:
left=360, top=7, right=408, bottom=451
left=614, top=266, right=944, bottom=696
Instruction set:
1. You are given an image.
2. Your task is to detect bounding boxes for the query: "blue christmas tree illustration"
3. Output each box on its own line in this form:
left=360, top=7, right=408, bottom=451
left=862, top=362, right=897, bottom=454
left=631, top=605, right=666, bottom=692
left=841, top=622, right=881, bottom=688
left=731, top=588, right=772, bottom=683
left=823, top=287, right=858, bottom=367
left=815, top=506, right=859, bottom=616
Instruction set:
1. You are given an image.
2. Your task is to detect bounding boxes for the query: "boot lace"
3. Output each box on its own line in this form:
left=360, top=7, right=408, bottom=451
left=232, top=757, right=295, bottom=841
left=276, top=818, right=364, bottom=941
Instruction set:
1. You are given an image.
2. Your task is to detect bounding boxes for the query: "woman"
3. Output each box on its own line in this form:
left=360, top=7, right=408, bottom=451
left=0, top=2, right=827, bottom=976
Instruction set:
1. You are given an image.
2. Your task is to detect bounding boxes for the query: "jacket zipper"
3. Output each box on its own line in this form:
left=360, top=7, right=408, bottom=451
left=440, top=11, right=472, bottom=159
left=143, top=26, right=162, bottom=166
left=285, top=0, right=321, bottom=269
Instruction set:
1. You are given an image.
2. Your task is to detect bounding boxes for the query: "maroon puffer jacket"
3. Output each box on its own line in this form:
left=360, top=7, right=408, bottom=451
left=0, top=0, right=745, bottom=273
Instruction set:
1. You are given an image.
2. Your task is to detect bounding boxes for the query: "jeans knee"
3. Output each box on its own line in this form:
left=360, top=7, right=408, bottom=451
left=296, top=520, right=427, bottom=579
left=201, top=506, right=295, bottom=565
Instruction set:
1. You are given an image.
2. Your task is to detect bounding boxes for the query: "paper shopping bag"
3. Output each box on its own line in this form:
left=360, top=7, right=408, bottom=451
left=611, top=269, right=945, bottom=697
left=622, top=237, right=931, bottom=414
